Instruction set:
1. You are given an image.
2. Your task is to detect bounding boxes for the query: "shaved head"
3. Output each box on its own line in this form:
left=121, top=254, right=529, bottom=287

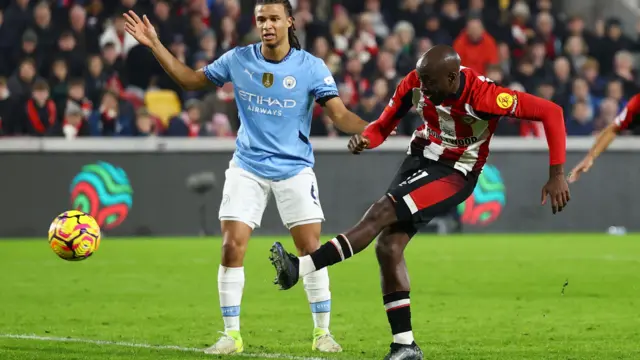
left=416, top=45, right=461, bottom=105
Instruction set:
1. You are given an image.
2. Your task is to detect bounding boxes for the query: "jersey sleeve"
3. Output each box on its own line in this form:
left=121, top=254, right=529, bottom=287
left=362, top=70, right=420, bottom=148
left=614, top=94, right=640, bottom=131
left=309, top=58, right=339, bottom=105
left=469, top=74, right=566, bottom=165
left=202, top=49, right=235, bottom=87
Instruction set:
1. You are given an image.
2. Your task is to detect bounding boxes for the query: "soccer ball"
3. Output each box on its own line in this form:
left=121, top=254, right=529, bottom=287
left=48, top=210, right=101, bottom=261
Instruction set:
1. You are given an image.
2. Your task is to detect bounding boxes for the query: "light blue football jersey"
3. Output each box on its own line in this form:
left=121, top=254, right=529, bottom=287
left=203, top=43, right=339, bottom=181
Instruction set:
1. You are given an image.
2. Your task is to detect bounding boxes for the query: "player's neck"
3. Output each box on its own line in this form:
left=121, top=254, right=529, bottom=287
left=261, top=43, right=292, bottom=63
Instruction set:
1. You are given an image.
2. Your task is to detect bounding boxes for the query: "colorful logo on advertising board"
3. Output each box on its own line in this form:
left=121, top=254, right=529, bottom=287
left=457, top=164, right=505, bottom=226
left=70, top=161, right=133, bottom=230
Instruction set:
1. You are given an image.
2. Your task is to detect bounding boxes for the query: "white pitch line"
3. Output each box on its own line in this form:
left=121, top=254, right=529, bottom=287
left=0, top=334, right=327, bottom=360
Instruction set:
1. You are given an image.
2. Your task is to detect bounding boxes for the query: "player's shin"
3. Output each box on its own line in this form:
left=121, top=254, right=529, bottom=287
left=218, top=265, right=244, bottom=333
left=384, top=291, right=414, bottom=345
left=303, top=267, right=331, bottom=331
left=298, top=234, right=354, bottom=277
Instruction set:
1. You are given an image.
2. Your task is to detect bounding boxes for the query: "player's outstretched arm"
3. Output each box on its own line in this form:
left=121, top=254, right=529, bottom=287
left=568, top=94, right=640, bottom=183
left=348, top=71, right=418, bottom=154
left=323, top=97, right=370, bottom=134
left=568, top=122, right=619, bottom=183
left=123, top=10, right=208, bottom=90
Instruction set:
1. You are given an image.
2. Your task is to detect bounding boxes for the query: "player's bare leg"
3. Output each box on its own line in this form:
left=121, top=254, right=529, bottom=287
left=270, top=195, right=397, bottom=290
left=204, top=220, right=251, bottom=355
left=376, top=226, right=423, bottom=360
left=290, top=222, right=342, bottom=352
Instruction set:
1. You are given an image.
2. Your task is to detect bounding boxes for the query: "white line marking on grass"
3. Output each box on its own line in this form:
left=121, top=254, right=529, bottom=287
left=0, top=334, right=327, bottom=360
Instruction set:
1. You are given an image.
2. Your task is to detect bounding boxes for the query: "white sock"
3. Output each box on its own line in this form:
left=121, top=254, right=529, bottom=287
left=393, top=331, right=414, bottom=345
left=303, top=267, right=331, bottom=331
left=299, top=255, right=316, bottom=278
left=217, top=265, right=244, bottom=332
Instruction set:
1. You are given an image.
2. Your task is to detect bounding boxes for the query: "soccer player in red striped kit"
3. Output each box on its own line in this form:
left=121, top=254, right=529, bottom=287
left=270, top=45, right=570, bottom=360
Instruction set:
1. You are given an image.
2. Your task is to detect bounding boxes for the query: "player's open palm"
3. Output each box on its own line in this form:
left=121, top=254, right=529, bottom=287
left=541, top=176, right=570, bottom=214
left=123, top=10, right=158, bottom=48
left=348, top=134, right=370, bottom=154
left=567, top=156, right=594, bottom=183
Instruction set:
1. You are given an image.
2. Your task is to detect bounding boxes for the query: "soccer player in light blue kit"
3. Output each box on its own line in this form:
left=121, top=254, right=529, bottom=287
left=123, top=1, right=370, bottom=355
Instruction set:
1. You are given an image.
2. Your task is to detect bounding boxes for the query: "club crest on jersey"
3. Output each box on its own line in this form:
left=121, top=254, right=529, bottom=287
left=283, top=76, right=296, bottom=89
left=262, top=72, right=274, bottom=88
left=496, top=92, right=514, bottom=109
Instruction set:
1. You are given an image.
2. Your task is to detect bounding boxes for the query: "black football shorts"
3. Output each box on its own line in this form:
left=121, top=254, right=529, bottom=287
left=386, top=154, right=478, bottom=233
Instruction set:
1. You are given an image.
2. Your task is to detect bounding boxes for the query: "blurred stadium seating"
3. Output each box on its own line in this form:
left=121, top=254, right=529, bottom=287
left=1, top=0, right=639, bottom=138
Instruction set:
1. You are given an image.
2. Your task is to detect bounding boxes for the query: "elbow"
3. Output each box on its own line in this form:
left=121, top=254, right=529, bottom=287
left=179, top=71, right=206, bottom=91
left=180, top=80, right=200, bottom=91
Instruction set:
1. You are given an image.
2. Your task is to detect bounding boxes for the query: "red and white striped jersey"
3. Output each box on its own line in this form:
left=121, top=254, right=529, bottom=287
left=364, top=67, right=566, bottom=172
left=372, top=67, right=526, bottom=174
left=614, top=93, right=640, bottom=131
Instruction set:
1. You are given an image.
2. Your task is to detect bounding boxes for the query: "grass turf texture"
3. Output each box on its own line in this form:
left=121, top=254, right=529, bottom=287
left=1, top=234, right=639, bottom=360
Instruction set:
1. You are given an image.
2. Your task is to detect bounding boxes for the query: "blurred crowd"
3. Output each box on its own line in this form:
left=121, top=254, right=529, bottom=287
left=1, top=0, right=639, bottom=139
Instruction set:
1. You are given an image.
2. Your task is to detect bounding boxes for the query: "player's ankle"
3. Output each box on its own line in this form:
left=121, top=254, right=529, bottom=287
left=225, top=329, right=241, bottom=339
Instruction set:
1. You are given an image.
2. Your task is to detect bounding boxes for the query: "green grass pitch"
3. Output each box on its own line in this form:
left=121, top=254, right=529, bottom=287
left=1, top=234, right=640, bottom=360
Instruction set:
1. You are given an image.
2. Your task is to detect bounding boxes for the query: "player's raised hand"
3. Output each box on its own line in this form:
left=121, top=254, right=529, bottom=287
left=541, top=173, right=570, bottom=214
left=348, top=134, right=370, bottom=154
left=123, top=10, right=158, bottom=48
left=567, top=156, right=594, bottom=183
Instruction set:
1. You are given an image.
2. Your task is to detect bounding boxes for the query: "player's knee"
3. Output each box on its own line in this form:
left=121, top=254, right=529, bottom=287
left=221, top=232, right=249, bottom=258
left=292, top=231, right=321, bottom=256
left=294, top=240, right=320, bottom=256
left=290, top=222, right=321, bottom=256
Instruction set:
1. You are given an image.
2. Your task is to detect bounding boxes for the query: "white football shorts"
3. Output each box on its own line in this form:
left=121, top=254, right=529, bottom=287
left=218, top=161, right=325, bottom=229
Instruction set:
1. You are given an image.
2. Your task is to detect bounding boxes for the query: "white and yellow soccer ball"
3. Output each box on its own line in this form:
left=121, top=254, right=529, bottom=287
left=48, top=210, right=101, bottom=261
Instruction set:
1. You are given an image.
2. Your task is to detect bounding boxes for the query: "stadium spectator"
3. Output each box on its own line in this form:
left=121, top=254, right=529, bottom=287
left=20, top=79, right=57, bottom=136
left=421, top=13, right=452, bottom=46
left=534, top=11, right=559, bottom=59
left=606, top=79, right=627, bottom=110
left=595, top=97, right=620, bottom=132
left=564, top=35, right=588, bottom=74
left=569, top=77, right=600, bottom=120
left=32, top=2, right=57, bottom=63
left=165, top=98, right=203, bottom=137
left=8, top=58, right=39, bottom=103
left=88, top=89, right=133, bottom=136
left=453, top=17, right=498, bottom=74
left=581, top=57, right=607, bottom=98
left=100, top=16, right=137, bottom=58
left=612, top=50, right=639, bottom=97
left=56, top=101, right=90, bottom=139
left=566, top=100, right=594, bottom=135
left=132, top=107, right=157, bottom=137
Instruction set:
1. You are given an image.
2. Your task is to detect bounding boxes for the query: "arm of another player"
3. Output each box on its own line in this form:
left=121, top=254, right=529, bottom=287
left=123, top=11, right=209, bottom=90
left=323, top=97, right=369, bottom=134
left=568, top=95, right=640, bottom=183
left=349, top=70, right=419, bottom=154
left=473, top=80, right=569, bottom=214
left=310, top=61, right=369, bottom=135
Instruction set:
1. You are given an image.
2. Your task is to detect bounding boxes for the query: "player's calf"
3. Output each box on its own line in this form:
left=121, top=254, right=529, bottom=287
left=300, top=196, right=398, bottom=272
left=270, top=197, right=397, bottom=290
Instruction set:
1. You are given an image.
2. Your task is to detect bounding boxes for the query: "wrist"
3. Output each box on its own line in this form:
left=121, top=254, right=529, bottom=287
left=150, top=37, right=162, bottom=51
left=549, top=164, right=564, bottom=177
